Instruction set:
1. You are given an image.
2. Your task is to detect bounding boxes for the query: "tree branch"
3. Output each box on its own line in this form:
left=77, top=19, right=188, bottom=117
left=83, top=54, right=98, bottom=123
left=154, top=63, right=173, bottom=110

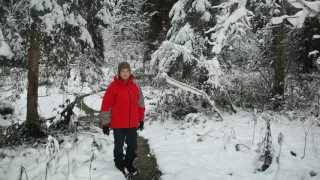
left=161, top=73, right=224, bottom=121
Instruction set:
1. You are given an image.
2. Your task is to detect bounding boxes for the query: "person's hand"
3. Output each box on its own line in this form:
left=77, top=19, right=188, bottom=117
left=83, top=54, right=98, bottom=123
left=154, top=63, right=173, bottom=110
left=138, top=121, right=144, bottom=130
left=103, top=125, right=110, bottom=135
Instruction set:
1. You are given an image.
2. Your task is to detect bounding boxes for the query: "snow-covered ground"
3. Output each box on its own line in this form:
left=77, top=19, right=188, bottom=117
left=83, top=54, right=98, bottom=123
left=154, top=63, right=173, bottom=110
left=0, top=131, right=127, bottom=180
left=0, top=86, right=77, bottom=126
left=1, top=87, right=320, bottom=180
left=0, top=68, right=113, bottom=126
left=140, top=88, right=320, bottom=180
left=140, top=112, right=320, bottom=180
left=83, top=92, right=104, bottom=112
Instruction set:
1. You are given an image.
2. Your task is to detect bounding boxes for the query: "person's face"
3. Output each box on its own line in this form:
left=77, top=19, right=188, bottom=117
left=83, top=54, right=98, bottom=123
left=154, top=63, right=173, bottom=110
left=120, top=68, right=130, bottom=80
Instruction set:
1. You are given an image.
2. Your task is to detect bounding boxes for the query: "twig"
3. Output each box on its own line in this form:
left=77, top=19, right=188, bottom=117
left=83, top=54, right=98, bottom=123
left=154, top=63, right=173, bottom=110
left=277, top=133, right=284, bottom=170
left=258, top=127, right=263, bottom=143
left=237, top=143, right=251, bottom=150
left=45, top=162, right=49, bottom=180
left=18, top=165, right=23, bottom=180
left=89, top=152, right=95, bottom=180
left=252, top=109, right=258, bottom=145
left=67, top=151, right=70, bottom=175
left=197, top=128, right=225, bottom=142
left=197, top=130, right=216, bottom=142
left=301, top=119, right=311, bottom=159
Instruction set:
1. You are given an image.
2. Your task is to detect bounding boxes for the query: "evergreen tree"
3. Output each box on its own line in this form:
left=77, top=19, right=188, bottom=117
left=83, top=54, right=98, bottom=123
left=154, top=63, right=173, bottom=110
left=0, top=0, right=113, bottom=136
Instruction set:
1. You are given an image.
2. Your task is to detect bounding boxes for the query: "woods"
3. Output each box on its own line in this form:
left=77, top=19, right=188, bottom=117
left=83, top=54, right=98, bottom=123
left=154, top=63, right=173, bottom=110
left=0, top=0, right=319, bottom=135
left=0, top=0, right=320, bottom=179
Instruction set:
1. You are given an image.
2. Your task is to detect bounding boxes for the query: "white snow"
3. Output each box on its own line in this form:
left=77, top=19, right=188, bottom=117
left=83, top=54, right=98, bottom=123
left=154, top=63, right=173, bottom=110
left=283, top=0, right=320, bottom=26
left=30, top=0, right=53, bottom=11
left=201, top=11, right=211, bottom=21
left=96, top=6, right=113, bottom=25
left=150, top=40, right=193, bottom=73
left=313, top=35, right=320, bottom=39
left=83, top=92, right=105, bottom=111
left=172, top=23, right=194, bottom=46
left=191, top=0, right=211, bottom=13
left=0, top=100, right=14, bottom=110
left=169, top=0, right=186, bottom=24
left=0, top=87, right=77, bottom=126
left=274, top=9, right=281, bottom=15
left=303, top=0, right=320, bottom=12
left=206, top=7, right=248, bottom=54
left=40, top=2, right=64, bottom=34
left=287, top=0, right=305, bottom=9
left=140, top=110, right=320, bottom=180
left=272, top=10, right=308, bottom=28
left=0, top=29, right=14, bottom=59
left=0, top=132, right=127, bottom=180
left=271, top=15, right=290, bottom=25
left=288, top=10, right=307, bottom=28
left=308, top=50, right=319, bottom=58
left=0, top=41, right=13, bottom=59
left=1, top=87, right=320, bottom=180
left=79, top=27, right=94, bottom=48
left=30, top=0, right=105, bottom=47
left=204, top=57, right=222, bottom=89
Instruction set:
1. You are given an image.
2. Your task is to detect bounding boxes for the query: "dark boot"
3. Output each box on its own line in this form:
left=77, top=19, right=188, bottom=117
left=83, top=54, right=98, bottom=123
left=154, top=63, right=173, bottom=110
left=125, top=157, right=140, bottom=175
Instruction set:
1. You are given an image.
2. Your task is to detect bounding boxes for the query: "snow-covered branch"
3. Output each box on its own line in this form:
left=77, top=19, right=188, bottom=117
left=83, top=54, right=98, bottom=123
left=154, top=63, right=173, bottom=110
left=271, top=0, right=320, bottom=28
left=161, top=72, right=223, bottom=120
left=0, top=29, right=13, bottom=59
left=206, top=6, right=250, bottom=54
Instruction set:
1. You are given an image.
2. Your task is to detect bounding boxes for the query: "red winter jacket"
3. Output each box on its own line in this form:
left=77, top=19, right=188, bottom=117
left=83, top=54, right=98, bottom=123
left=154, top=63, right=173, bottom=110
left=99, top=75, right=145, bottom=129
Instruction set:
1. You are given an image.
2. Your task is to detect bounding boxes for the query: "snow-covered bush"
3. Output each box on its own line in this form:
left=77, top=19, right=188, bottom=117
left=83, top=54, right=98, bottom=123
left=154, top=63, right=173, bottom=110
left=255, top=113, right=274, bottom=171
left=219, top=70, right=271, bottom=110
left=45, top=135, right=60, bottom=177
left=154, top=87, right=211, bottom=121
left=0, top=100, right=14, bottom=119
left=285, top=75, right=320, bottom=110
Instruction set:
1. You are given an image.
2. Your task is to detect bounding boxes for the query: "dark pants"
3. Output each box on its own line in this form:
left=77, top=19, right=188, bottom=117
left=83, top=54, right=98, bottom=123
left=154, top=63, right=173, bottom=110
left=113, top=128, right=137, bottom=168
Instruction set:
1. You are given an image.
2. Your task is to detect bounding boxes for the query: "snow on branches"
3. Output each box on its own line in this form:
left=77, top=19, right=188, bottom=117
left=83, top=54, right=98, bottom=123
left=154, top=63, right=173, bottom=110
left=169, top=0, right=187, bottom=25
left=271, top=0, right=320, bottom=27
left=207, top=0, right=252, bottom=55
left=150, top=40, right=193, bottom=73
left=30, top=0, right=112, bottom=47
left=191, top=0, right=212, bottom=21
left=161, top=72, right=223, bottom=120
left=96, top=6, right=113, bottom=26
left=0, top=29, right=13, bottom=59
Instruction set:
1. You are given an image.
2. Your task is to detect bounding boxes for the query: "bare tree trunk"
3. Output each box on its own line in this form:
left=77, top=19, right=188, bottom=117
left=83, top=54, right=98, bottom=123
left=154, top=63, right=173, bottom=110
left=272, top=0, right=285, bottom=109
left=273, top=24, right=284, bottom=96
left=26, top=22, right=41, bottom=137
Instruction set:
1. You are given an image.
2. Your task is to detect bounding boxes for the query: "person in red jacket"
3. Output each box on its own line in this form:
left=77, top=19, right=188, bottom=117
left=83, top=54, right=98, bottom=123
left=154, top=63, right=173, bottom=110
left=99, top=62, right=145, bottom=175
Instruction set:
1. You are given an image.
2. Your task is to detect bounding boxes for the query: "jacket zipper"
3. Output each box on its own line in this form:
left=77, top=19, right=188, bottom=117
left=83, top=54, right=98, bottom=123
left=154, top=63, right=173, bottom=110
left=127, top=84, right=131, bottom=128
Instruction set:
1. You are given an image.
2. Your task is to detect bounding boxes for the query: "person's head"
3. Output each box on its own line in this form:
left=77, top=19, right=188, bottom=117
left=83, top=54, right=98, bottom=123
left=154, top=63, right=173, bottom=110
left=118, top=61, right=131, bottom=80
